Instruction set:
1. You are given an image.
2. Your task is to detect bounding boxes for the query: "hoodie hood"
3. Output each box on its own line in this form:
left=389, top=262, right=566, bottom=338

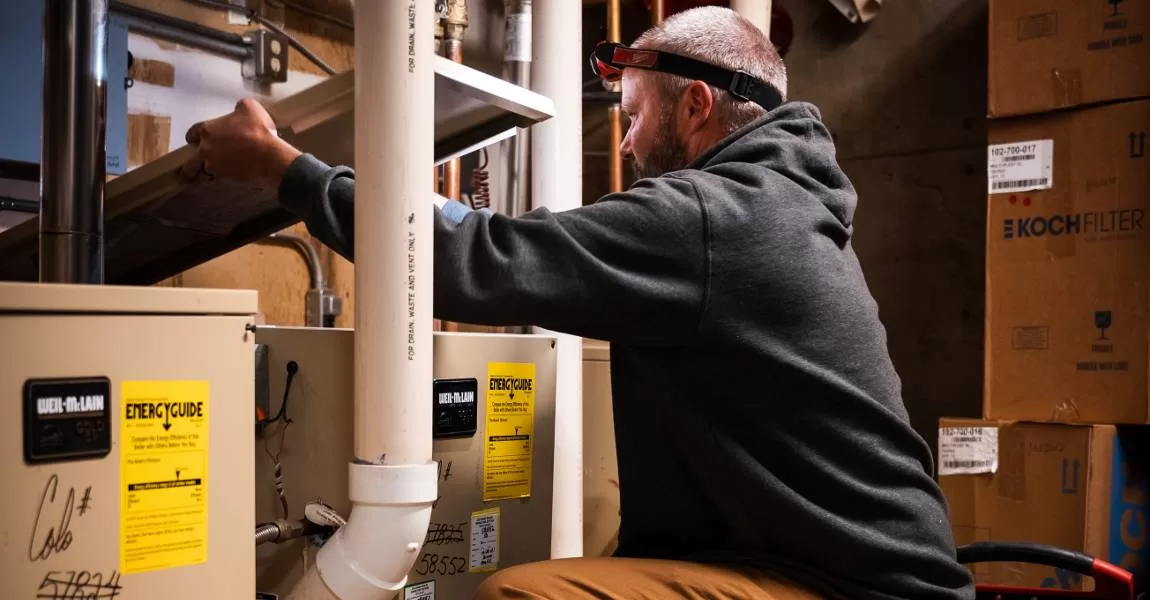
left=684, top=101, right=858, bottom=228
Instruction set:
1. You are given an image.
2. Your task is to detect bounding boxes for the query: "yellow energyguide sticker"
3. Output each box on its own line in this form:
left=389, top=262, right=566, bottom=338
left=120, top=380, right=209, bottom=575
left=482, top=362, right=535, bottom=501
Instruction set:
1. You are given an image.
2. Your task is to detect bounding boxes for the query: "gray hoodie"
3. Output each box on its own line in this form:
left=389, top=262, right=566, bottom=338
left=278, top=101, right=975, bottom=600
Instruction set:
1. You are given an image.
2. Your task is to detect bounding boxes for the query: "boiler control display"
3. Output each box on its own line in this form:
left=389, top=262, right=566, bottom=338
left=23, top=376, right=112, bottom=464
left=433, top=378, right=478, bottom=439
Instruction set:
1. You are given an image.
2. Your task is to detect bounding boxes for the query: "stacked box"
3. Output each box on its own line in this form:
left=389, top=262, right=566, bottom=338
left=984, top=0, right=1150, bottom=423
left=938, top=419, right=1149, bottom=589
left=985, top=100, right=1150, bottom=423
left=939, top=0, right=1150, bottom=593
left=989, top=0, right=1148, bottom=118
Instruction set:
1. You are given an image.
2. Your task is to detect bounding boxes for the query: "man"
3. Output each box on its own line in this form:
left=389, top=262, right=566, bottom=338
left=184, top=7, right=973, bottom=600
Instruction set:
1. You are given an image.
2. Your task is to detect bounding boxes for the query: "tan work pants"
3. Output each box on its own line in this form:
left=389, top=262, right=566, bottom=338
left=474, top=557, right=825, bottom=599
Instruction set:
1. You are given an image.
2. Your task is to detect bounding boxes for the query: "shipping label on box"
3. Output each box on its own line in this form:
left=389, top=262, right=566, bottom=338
left=939, top=426, right=999, bottom=475
left=984, top=99, right=1150, bottom=424
left=988, top=140, right=1054, bottom=195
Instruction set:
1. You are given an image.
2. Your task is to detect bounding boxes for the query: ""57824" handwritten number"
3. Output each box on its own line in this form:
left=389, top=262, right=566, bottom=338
left=38, top=570, right=122, bottom=599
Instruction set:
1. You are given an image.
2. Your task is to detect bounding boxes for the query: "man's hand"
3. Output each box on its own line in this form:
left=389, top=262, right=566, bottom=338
left=181, top=98, right=302, bottom=190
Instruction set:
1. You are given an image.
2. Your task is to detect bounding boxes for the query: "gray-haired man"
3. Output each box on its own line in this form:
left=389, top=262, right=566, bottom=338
left=184, top=7, right=973, bottom=600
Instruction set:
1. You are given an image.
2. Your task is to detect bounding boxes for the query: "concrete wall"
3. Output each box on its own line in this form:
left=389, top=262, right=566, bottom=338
left=783, top=0, right=988, bottom=451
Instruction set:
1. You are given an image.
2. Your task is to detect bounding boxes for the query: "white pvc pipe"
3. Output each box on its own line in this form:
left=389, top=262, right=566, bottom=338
left=287, top=2, right=438, bottom=599
left=351, top=0, right=433, bottom=473
left=531, top=0, right=584, bottom=560
left=731, top=0, right=772, bottom=36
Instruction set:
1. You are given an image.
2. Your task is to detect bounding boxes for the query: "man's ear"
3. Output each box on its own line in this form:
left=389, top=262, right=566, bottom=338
left=681, top=80, right=716, bottom=133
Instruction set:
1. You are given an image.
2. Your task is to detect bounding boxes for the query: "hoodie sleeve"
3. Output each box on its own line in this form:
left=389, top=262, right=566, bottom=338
left=278, top=153, right=708, bottom=346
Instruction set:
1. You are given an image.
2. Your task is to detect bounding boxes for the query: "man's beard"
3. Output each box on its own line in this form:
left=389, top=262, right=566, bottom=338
left=632, top=110, right=690, bottom=180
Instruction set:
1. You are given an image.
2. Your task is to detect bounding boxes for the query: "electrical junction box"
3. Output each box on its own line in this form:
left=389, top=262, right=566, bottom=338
left=252, top=327, right=557, bottom=599
left=0, top=1, right=129, bottom=175
left=0, top=282, right=257, bottom=599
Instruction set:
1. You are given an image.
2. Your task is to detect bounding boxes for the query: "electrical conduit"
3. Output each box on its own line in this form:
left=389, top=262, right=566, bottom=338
left=285, top=1, right=438, bottom=598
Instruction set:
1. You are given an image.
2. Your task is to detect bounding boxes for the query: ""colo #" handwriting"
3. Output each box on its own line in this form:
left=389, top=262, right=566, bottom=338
left=28, top=475, right=92, bottom=562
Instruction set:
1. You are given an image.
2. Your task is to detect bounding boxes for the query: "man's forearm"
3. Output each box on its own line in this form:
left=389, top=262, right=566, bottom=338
left=277, top=153, right=707, bottom=345
left=277, top=153, right=483, bottom=262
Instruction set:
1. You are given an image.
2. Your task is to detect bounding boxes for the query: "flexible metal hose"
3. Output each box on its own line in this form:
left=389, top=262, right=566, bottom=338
left=255, top=522, right=282, bottom=545
left=255, top=518, right=306, bottom=546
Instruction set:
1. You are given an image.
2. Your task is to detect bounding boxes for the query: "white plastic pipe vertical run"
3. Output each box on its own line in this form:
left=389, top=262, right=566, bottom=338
left=531, top=0, right=584, bottom=560
left=731, top=0, right=772, bottom=36
left=287, top=1, right=438, bottom=599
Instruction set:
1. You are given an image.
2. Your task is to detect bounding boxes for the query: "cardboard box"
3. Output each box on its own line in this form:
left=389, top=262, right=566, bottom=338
left=985, top=99, right=1150, bottom=423
left=989, top=0, right=1149, bottom=118
left=938, top=418, right=1149, bottom=590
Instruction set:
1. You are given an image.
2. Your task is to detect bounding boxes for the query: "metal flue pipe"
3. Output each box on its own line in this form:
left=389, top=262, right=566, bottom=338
left=39, top=0, right=108, bottom=284
left=532, top=0, right=584, bottom=560
left=499, top=0, right=532, bottom=216
left=286, top=1, right=437, bottom=598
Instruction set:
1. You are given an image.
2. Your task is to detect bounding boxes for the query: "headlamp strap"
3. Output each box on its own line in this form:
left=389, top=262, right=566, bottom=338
left=605, top=44, right=783, bottom=112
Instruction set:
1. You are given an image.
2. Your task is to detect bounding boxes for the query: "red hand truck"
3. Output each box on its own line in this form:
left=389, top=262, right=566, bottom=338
left=958, top=541, right=1138, bottom=600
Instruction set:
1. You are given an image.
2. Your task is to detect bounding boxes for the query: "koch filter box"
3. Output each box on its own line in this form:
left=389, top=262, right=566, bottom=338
left=985, top=99, right=1150, bottom=423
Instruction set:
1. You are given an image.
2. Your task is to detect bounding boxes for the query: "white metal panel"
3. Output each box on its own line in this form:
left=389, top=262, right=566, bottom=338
left=252, top=327, right=558, bottom=599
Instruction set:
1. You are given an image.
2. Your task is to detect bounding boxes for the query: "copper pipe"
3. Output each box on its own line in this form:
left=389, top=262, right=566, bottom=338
left=441, top=43, right=462, bottom=201
left=607, top=0, right=620, bottom=41
left=606, top=0, right=624, bottom=193
left=608, top=106, right=624, bottom=193
left=439, top=0, right=468, bottom=333
left=651, top=0, right=664, bottom=26
left=440, top=0, right=467, bottom=204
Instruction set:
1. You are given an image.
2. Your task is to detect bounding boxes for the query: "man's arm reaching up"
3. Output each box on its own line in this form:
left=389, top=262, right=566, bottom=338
left=278, top=153, right=709, bottom=347
left=180, top=99, right=708, bottom=346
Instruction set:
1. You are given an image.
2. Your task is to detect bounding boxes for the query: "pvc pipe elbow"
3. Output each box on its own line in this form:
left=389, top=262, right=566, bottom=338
left=315, top=461, right=439, bottom=600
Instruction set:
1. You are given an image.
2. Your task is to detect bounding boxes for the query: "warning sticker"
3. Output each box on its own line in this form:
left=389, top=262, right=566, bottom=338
left=404, top=581, right=435, bottom=600
left=938, top=426, right=999, bottom=476
left=469, top=508, right=500, bottom=573
left=988, top=139, right=1054, bottom=194
left=482, top=363, right=535, bottom=501
left=120, top=380, right=209, bottom=575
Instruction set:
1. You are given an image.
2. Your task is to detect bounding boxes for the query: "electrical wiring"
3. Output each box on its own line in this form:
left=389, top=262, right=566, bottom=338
left=251, top=10, right=338, bottom=75
left=260, top=360, right=298, bottom=425
left=181, top=0, right=339, bottom=75
left=274, top=0, right=353, bottom=31
left=261, top=360, right=299, bottom=519
left=264, top=427, right=291, bottom=519
left=469, top=149, right=491, bottom=210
